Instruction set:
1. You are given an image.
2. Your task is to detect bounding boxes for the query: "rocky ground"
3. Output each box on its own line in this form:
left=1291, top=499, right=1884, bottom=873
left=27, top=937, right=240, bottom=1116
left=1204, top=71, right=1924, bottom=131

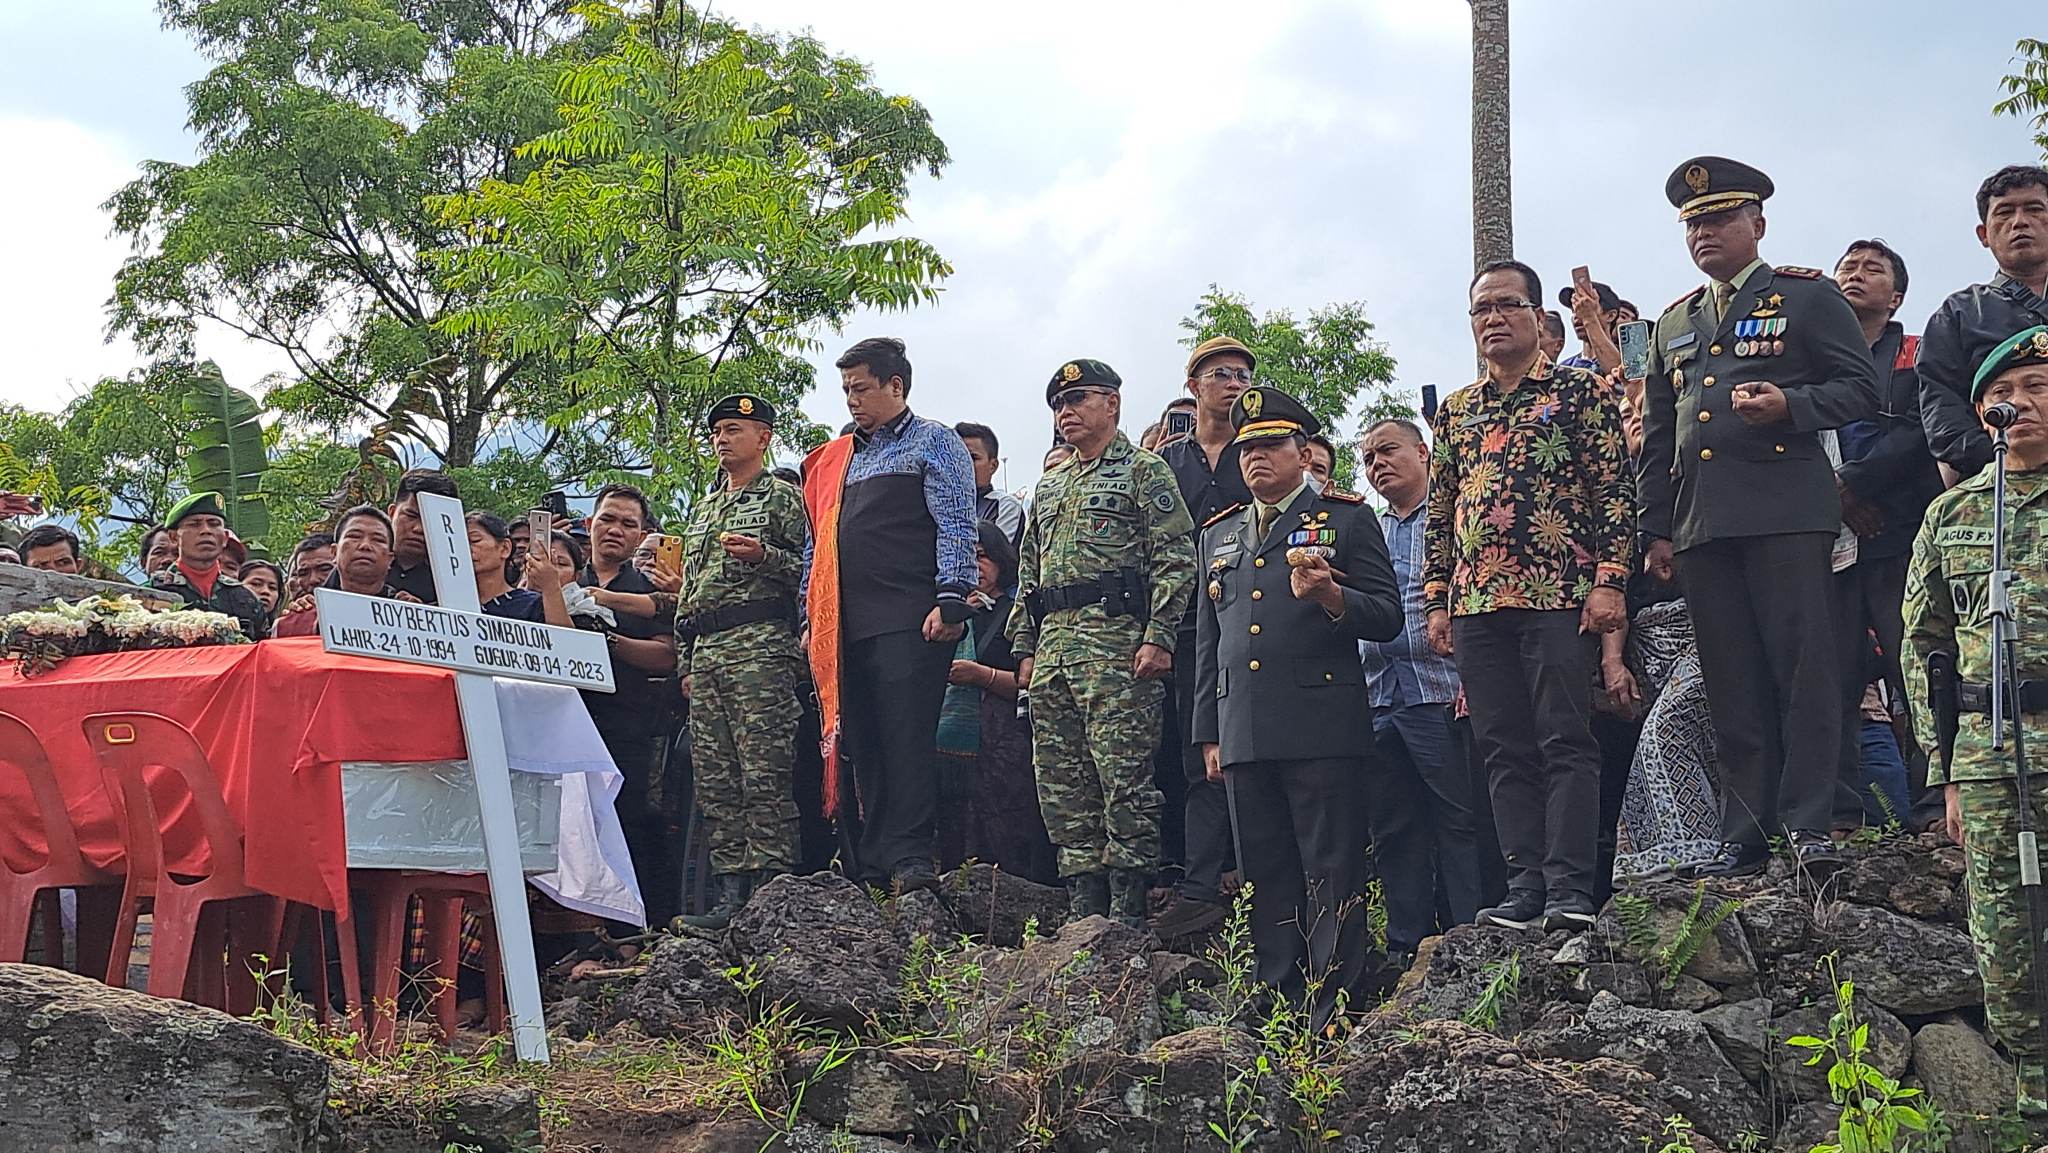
left=2, top=835, right=2041, bottom=1152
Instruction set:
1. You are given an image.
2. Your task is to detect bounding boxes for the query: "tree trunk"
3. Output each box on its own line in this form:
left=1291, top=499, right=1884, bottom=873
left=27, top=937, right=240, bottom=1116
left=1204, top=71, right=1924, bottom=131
left=1469, top=0, right=1513, bottom=270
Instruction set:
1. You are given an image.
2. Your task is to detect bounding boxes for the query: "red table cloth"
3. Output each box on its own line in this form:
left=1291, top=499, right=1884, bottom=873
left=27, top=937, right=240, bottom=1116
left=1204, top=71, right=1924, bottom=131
left=0, top=637, right=470, bottom=915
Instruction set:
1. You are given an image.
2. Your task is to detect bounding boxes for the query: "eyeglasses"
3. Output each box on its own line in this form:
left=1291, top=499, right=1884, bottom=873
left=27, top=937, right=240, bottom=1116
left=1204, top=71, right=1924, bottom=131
left=1196, top=366, right=1253, bottom=385
left=1468, top=300, right=1539, bottom=319
left=1050, top=388, right=1112, bottom=411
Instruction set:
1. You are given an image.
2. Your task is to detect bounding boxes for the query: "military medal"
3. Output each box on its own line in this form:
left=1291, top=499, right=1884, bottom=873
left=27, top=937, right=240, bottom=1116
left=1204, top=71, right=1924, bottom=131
left=1733, top=317, right=1786, bottom=357
left=1208, top=579, right=1222, bottom=602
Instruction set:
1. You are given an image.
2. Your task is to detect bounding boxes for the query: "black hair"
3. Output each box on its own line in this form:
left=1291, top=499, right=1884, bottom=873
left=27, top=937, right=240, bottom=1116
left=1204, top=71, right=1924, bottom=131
left=835, top=337, right=913, bottom=396
left=237, top=559, right=285, bottom=589
left=1839, top=238, right=1910, bottom=302
left=140, top=525, right=172, bottom=560
left=548, top=530, right=585, bottom=572
left=466, top=510, right=513, bottom=542
left=1306, top=432, right=1337, bottom=460
left=1365, top=417, right=1427, bottom=444
left=975, top=519, right=1019, bottom=594
left=19, top=523, right=79, bottom=562
left=290, top=532, right=334, bottom=561
left=954, top=421, right=999, bottom=459
left=1977, top=164, right=2048, bottom=222
left=335, top=503, right=396, bottom=548
left=1541, top=310, right=1567, bottom=339
left=394, top=468, right=459, bottom=502
left=1470, top=259, right=1543, bottom=305
left=592, top=482, right=655, bottom=529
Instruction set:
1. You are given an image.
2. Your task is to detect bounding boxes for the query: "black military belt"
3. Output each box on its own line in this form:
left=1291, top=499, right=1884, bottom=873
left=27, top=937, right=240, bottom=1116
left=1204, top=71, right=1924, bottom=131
left=1957, top=679, right=2048, bottom=715
left=1025, top=568, right=1148, bottom=624
left=677, top=597, right=796, bottom=641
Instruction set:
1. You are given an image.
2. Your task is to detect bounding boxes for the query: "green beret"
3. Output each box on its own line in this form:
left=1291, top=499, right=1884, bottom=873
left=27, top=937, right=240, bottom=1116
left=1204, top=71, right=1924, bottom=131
left=1229, top=386, right=1321, bottom=446
left=707, top=393, right=776, bottom=429
left=1665, top=155, right=1774, bottom=221
left=1973, top=325, right=2048, bottom=402
left=1045, top=358, right=1122, bottom=406
left=166, top=491, right=226, bottom=528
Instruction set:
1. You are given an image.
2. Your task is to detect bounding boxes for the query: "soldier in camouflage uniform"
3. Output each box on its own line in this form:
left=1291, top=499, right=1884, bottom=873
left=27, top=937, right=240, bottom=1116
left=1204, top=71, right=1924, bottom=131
left=1905, top=325, right=2048, bottom=1114
left=677, top=394, right=809, bottom=930
left=1010, top=358, right=1196, bottom=927
left=149, top=491, right=270, bottom=640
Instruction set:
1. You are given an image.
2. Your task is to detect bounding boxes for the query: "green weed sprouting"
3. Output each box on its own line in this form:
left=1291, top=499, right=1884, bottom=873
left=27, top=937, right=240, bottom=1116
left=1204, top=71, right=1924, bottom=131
left=1656, top=883, right=1740, bottom=991
left=1463, top=950, right=1521, bottom=1033
left=1785, top=955, right=1942, bottom=1153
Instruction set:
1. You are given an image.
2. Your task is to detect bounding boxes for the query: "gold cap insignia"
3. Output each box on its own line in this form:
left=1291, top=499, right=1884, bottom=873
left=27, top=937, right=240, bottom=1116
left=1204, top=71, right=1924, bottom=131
left=2033, top=331, right=2048, bottom=356
left=1684, top=164, right=1710, bottom=195
left=1061, top=363, right=1082, bottom=382
left=1241, top=389, right=1263, bottom=418
left=738, top=397, right=754, bottom=414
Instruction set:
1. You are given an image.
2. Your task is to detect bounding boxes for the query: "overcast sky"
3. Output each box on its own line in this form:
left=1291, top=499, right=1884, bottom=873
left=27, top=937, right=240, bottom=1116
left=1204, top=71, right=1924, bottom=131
left=1, top=1, right=2042, bottom=495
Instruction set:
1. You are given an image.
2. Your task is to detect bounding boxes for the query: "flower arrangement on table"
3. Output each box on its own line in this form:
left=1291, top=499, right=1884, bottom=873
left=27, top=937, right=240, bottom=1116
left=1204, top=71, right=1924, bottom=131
left=1, top=593, right=249, bottom=676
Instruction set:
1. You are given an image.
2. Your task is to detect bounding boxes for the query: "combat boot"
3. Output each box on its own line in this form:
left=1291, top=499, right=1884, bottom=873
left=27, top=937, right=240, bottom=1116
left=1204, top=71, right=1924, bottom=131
left=1064, top=873, right=1110, bottom=922
left=2019, top=1059, right=2048, bottom=1117
left=679, top=873, right=747, bottom=931
left=1108, top=868, right=1151, bottom=931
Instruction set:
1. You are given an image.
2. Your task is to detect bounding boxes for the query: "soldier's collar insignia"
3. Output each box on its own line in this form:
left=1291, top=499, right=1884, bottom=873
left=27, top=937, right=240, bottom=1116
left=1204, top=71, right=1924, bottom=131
left=1684, top=164, right=1710, bottom=195
left=1316, top=510, right=1330, bottom=521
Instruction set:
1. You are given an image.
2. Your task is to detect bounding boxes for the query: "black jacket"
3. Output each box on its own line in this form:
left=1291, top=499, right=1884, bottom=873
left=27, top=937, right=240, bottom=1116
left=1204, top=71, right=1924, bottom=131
left=1639, top=262, right=1879, bottom=550
left=1192, top=485, right=1401, bottom=769
left=1916, top=273, right=2048, bottom=479
left=1836, top=321, right=1942, bottom=562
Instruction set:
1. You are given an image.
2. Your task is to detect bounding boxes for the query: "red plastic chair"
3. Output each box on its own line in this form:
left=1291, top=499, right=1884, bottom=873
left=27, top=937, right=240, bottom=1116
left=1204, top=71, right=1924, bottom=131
left=83, top=712, right=287, bottom=1011
left=0, top=712, right=121, bottom=976
left=353, top=871, right=507, bottom=1050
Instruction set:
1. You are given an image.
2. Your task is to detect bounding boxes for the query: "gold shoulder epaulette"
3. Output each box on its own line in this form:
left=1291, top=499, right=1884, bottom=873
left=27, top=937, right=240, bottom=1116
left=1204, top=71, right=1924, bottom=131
left=1321, top=488, right=1366, bottom=505
left=1776, top=265, right=1824, bottom=279
left=1203, top=503, right=1244, bottom=529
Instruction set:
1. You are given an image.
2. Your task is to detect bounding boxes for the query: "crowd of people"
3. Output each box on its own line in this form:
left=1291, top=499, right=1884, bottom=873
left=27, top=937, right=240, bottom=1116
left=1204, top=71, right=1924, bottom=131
left=12, top=152, right=2048, bottom=1105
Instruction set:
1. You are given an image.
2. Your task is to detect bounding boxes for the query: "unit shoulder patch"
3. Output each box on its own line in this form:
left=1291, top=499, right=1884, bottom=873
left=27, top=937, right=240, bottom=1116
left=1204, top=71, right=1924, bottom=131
left=1320, top=488, right=1366, bottom=505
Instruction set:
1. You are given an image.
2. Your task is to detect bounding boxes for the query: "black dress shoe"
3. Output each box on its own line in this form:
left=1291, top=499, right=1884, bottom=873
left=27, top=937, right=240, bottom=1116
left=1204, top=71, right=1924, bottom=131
left=1682, top=842, right=1768, bottom=879
left=1789, top=831, right=1844, bottom=876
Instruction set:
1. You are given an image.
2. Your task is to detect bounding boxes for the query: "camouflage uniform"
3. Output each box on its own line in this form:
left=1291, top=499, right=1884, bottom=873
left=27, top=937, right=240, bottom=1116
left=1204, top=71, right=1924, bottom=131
left=677, top=471, right=808, bottom=876
left=148, top=565, right=270, bottom=640
left=1904, top=462, right=2048, bottom=1093
left=1009, top=431, right=1195, bottom=882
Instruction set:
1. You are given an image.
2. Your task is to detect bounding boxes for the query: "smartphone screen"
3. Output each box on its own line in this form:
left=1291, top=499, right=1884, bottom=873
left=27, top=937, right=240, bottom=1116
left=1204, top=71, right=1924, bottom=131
left=1618, top=319, right=1652, bottom=381
left=1165, top=410, right=1195, bottom=440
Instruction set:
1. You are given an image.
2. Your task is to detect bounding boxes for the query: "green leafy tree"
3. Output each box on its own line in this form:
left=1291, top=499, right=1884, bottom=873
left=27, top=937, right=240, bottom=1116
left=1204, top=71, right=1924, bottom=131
left=432, top=1, right=949, bottom=515
left=107, top=0, right=582, bottom=470
left=1997, top=37, right=2048, bottom=156
left=1178, top=286, right=1406, bottom=489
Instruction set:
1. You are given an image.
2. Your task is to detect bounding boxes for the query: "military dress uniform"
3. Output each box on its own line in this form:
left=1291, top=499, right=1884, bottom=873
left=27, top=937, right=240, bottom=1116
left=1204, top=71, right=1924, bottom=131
left=147, top=491, right=270, bottom=640
left=1905, top=326, right=2048, bottom=1112
left=1009, top=358, right=1196, bottom=925
left=1191, top=387, right=1403, bottom=1010
left=1638, top=156, right=1879, bottom=870
left=676, top=395, right=809, bottom=927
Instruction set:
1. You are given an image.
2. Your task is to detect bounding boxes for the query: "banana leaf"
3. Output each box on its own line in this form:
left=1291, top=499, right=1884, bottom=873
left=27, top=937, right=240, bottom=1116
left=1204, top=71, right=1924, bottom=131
left=180, top=361, right=271, bottom=556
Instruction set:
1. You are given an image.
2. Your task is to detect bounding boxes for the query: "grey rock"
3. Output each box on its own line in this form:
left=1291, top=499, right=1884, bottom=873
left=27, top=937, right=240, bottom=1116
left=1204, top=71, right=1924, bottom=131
left=1774, top=1103, right=1837, bottom=1153
left=1696, top=998, right=1772, bottom=1083
left=1521, top=991, right=1763, bottom=1147
left=1735, top=890, right=1815, bottom=958
left=1838, top=840, right=1959, bottom=921
left=1595, top=882, right=1757, bottom=987
left=1666, top=974, right=1722, bottom=1011
left=969, top=915, right=1162, bottom=1058
left=941, top=864, right=1066, bottom=948
left=618, top=933, right=744, bottom=1037
left=885, top=890, right=958, bottom=952
left=1768, top=1001, right=1912, bottom=1103
left=730, top=872, right=907, bottom=1028
left=793, top=1045, right=1030, bottom=1143
left=1552, top=934, right=1595, bottom=966
left=1570, top=962, right=1656, bottom=1007
left=1326, top=1018, right=1723, bottom=1153
left=1383, top=922, right=1565, bottom=1034
left=1053, top=1026, right=1287, bottom=1153
left=1822, top=903, right=1982, bottom=1016
left=0, top=964, right=329, bottom=1153
left=1911, top=1021, right=2013, bottom=1153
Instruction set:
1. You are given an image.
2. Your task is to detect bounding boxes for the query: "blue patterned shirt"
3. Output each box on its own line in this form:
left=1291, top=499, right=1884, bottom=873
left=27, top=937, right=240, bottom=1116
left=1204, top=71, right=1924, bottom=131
left=1361, top=491, right=1462, bottom=708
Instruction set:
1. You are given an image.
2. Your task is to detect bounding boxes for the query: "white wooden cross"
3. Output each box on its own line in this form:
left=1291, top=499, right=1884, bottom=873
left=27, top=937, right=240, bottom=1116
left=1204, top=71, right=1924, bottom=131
left=314, top=491, right=618, bottom=1063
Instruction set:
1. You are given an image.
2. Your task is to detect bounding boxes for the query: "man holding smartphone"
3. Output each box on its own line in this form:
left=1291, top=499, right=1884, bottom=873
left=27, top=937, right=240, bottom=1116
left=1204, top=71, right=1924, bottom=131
left=1638, top=156, right=1879, bottom=878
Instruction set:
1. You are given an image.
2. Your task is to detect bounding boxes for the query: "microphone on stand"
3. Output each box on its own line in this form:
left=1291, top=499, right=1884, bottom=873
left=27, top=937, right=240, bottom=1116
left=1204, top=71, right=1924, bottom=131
left=1986, top=402, right=2022, bottom=430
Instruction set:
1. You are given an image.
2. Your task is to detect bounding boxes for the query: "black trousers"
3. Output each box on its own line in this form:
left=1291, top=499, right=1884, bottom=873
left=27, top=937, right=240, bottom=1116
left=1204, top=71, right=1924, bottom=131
left=1370, top=703, right=1481, bottom=954
left=1833, top=555, right=1913, bottom=826
left=1175, top=651, right=1233, bottom=903
left=1679, top=532, right=1840, bottom=845
left=1591, top=710, right=1641, bottom=908
left=1452, top=609, right=1602, bottom=906
left=841, top=628, right=954, bottom=879
left=1226, top=757, right=1370, bottom=1012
